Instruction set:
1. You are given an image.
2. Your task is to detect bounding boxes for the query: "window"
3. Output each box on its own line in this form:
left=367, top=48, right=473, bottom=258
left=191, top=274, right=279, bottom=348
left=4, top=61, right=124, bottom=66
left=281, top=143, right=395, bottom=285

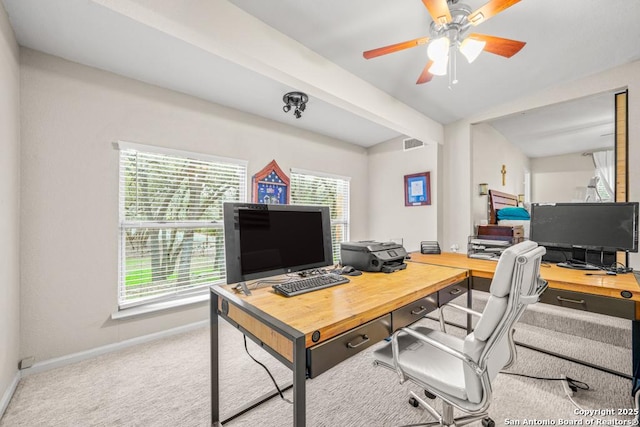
left=593, top=149, right=615, bottom=201
left=290, top=169, right=350, bottom=263
left=117, top=142, right=247, bottom=309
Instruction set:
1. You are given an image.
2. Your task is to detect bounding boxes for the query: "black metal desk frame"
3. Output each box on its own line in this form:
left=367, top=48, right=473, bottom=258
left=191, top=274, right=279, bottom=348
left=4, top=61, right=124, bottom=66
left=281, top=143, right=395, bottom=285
left=210, top=276, right=472, bottom=427
left=210, top=289, right=307, bottom=426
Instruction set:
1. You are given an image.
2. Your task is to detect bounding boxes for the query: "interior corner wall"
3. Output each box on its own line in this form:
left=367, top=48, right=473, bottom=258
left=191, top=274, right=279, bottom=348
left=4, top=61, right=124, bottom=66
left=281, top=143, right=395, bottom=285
left=0, top=3, right=20, bottom=413
left=471, top=123, right=530, bottom=226
left=367, top=138, right=439, bottom=253
left=530, top=153, right=595, bottom=203
left=19, top=48, right=370, bottom=363
left=443, top=59, right=640, bottom=268
left=442, top=121, right=472, bottom=253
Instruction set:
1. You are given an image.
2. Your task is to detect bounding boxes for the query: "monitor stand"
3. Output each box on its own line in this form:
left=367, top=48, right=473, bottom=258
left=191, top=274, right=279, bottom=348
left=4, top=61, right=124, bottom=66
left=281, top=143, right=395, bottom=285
left=232, top=281, right=252, bottom=296
left=556, top=261, right=601, bottom=271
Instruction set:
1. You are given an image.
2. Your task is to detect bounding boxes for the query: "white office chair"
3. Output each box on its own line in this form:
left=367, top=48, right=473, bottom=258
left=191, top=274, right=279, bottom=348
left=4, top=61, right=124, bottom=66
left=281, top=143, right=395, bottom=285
left=373, top=240, right=548, bottom=427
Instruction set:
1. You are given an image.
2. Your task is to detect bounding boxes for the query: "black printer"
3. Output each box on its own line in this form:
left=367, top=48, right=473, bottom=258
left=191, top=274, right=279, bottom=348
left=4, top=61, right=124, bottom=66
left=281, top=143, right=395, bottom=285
left=340, top=241, right=408, bottom=273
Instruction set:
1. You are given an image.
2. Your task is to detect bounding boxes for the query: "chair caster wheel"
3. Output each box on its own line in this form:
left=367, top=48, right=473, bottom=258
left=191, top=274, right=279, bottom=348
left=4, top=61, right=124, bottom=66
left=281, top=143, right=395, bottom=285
left=482, top=417, right=495, bottom=427
left=424, top=390, right=436, bottom=399
left=409, top=397, right=420, bottom=408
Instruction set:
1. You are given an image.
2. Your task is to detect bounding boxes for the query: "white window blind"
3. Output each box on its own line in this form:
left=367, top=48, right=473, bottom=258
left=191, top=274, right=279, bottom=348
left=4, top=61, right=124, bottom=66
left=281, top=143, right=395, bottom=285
left=290, top=169, right=350, bottom=263
left=117, top=142, right=247, bottom=309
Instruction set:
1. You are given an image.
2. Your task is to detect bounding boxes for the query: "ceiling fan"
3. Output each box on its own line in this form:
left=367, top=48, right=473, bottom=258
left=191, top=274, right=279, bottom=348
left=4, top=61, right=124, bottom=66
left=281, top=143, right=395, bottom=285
left=363, top=0, right=526, bottom=85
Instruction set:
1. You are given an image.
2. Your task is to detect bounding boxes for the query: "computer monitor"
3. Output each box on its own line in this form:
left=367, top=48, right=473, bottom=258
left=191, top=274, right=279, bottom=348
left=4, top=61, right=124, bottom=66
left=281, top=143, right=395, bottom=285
left=223, top=202, right=334, bottom=284
left=530, top=202, right=639, bottom=265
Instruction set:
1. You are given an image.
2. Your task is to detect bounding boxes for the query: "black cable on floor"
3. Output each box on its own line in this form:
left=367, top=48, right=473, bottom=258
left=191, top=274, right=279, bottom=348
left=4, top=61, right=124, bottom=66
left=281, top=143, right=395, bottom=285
left=243, top=335, right=293, bottom=404
left=501, top=371, right=590, bottom=392
left=427, top=316, right=632, bottom=380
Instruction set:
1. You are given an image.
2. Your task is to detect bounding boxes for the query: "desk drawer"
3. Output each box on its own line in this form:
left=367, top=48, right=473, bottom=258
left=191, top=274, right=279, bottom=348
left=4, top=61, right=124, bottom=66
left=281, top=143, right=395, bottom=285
left=307, top=314, right=391, bottom=378
left=391, top=295, right=438, bottom=331
left=471, top=277, right=491, bottom=293
left=539, top=288, right=635, bottom=320
left=438, top=280, right=469, bottom=306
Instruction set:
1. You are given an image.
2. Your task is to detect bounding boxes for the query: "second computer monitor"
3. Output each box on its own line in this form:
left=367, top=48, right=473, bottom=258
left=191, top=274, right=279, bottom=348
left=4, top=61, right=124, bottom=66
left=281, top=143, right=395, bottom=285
left=530, top=202, right=639, bottom=265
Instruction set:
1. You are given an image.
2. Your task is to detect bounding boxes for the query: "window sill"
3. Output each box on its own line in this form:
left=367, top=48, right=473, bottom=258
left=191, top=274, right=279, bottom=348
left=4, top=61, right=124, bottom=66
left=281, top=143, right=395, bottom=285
left=111, top=293, right=209, bottom=320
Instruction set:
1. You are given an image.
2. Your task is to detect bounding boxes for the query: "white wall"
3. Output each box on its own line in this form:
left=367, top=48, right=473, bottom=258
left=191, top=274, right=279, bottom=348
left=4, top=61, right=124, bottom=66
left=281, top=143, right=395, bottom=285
left=443, top=60, right=640, bottom=268
left=19, top=48, right=371, bottom=362
left=530, top=153, right=594, bottom=203
left=0, top=3, right=20, bottom=415
left=368, top=138, right=439, bottom=253
left=471, top=123, right=530, bottom=227
left=442, top=121, right=472, bottom=252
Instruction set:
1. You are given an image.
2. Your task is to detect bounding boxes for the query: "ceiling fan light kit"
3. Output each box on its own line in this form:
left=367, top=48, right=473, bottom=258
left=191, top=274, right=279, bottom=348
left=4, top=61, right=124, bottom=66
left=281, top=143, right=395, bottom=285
left=460, top=38, right=486, bottom=63
left=428, top=59, right=448, bottom=76
left=427, top=36, right=450, bottom=62
left=363, top=0, right=526, bottom=86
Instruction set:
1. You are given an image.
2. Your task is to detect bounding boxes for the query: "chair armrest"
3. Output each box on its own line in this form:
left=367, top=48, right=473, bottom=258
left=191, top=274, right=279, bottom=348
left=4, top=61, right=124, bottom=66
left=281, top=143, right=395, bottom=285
left=438, top=303, right=482, bottom=333
left=391, top=326, right=485, bottom=384
left=443, top=303, right=482, bottom=317
left=520, top=278, right=548, bottom=305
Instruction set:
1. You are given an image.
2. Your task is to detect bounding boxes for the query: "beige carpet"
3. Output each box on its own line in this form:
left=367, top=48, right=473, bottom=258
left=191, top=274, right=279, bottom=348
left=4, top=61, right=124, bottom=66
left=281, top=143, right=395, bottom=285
left=1, top=313, right=635, bottom=427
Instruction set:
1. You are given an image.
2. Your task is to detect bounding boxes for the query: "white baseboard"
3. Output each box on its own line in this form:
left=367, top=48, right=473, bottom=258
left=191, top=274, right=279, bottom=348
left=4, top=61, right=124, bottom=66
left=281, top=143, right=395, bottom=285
left=0, top=370, right=21, bottom=419
left=21, top=320, right=208, bottom=377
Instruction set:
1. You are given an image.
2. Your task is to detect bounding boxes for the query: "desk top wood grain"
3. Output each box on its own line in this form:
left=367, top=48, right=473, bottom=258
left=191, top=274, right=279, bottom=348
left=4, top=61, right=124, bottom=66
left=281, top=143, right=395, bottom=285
left=409, top=252, right=640, bottom=302
left=215, top=262, right=468, bottom=348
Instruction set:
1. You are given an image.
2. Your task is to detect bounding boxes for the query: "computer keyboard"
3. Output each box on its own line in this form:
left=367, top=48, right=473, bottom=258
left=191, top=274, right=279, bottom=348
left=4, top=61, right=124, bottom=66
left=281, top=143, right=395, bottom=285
left=557, top=261, right=601, bottom=271
left=272, top=273, right=350, bottom=297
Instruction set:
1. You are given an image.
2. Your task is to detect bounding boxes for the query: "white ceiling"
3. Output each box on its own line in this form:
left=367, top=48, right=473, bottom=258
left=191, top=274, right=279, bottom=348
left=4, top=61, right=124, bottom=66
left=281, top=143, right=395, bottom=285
left=486, top=91, right=615, bottom=158
left=2, top=0, right=640, bottom=154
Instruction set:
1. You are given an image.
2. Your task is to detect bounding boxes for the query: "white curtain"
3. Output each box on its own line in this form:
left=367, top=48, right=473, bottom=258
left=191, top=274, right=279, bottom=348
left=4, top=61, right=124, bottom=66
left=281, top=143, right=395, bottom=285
left=592, top=150, right=615, bottom=200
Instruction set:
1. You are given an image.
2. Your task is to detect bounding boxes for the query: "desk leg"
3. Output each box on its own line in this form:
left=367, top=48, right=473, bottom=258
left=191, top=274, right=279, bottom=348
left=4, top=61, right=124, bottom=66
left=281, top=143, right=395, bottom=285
left=211, top=293, right=221, bottom=427
left=633, top=320, right=640, bottom=396
left=293, top=336, right=306, bottom=426
left=466, top=282, right=472, bottom=334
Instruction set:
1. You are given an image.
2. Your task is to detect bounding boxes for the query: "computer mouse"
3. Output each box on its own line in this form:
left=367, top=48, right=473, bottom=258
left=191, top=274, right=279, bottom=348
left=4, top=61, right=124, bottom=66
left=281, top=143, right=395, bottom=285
left=341, top=266, right=362, bottom=276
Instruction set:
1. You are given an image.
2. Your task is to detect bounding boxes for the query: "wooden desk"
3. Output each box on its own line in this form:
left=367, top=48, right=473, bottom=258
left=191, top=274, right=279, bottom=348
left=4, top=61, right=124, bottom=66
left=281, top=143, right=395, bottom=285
left=409, top=252, right=640, bottom=319
left=409, top=251, right=640, bottom=393
left=210, top=262, right=469, bottom=426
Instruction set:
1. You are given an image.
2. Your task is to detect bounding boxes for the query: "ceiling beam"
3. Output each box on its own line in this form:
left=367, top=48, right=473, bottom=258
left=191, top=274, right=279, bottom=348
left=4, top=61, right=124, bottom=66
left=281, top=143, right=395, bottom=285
left=92, top=0, right=444, bottom=144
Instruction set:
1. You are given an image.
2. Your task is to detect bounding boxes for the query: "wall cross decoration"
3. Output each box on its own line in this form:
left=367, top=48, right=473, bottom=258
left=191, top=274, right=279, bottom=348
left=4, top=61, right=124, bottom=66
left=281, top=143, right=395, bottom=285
left=501, top=164, right=507, bottom=186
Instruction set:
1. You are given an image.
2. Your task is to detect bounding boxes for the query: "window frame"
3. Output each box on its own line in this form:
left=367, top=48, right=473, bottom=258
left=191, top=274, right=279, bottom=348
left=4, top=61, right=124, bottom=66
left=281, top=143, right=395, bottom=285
left=116, top=141, right=247, bottom=310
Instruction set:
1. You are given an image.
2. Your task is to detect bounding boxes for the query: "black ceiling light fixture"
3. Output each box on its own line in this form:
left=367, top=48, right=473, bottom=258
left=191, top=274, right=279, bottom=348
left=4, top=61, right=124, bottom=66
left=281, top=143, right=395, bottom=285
left=282, top=91, right=308, bottom=119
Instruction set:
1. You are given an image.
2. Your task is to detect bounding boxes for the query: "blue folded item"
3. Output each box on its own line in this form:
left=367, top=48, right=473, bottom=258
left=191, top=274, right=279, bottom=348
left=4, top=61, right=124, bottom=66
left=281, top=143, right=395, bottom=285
left=497, top=207, right=530, bottom=220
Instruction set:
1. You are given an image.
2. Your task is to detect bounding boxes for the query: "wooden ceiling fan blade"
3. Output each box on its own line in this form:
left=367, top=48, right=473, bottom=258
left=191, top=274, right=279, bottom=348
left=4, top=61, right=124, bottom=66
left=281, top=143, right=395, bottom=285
left=467, top=0, right=520, bottom=26
left=468, top=33, right=526, bottom=58
left=363, top=36, right=429, bottom=59
left=422, top=0, right=451, bottom=25
left=416, top=60, right=434, bottom=84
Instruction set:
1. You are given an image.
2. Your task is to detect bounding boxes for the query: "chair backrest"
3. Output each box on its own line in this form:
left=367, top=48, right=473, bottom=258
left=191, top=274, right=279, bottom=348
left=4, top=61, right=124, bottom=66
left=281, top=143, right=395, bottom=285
left=462, top=240, right=545, bottom=404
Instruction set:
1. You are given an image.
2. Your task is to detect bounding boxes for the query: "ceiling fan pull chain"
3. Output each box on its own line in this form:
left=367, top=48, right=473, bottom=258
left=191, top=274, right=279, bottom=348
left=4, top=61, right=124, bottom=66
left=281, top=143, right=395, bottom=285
left=449, top=45, right=458, bottom=88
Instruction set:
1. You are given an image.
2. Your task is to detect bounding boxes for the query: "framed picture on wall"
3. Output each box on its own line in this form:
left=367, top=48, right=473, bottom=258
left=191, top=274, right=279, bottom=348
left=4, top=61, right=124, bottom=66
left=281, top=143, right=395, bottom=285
left=252, top=160, right=290, bottom=204
left=404, top=172, right=431, bottom=206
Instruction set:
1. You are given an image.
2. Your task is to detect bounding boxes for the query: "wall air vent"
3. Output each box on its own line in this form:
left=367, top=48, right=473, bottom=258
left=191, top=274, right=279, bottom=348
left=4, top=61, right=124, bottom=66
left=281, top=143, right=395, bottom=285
left=403, top=138, right=425, bottom=151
